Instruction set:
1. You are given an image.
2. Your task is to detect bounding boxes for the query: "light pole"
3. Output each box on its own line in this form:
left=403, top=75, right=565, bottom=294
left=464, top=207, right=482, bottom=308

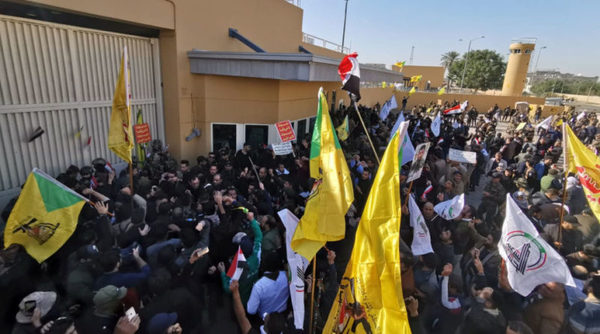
left=459, top=36, right=485, bottom=91
left=534, top=46, right=547, bottom=74
left=341, top=0, right=349, bottom=51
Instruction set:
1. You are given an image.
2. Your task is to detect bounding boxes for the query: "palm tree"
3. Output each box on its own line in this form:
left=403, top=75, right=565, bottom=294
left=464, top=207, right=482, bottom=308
left=440, top=51, right=460, bottom=87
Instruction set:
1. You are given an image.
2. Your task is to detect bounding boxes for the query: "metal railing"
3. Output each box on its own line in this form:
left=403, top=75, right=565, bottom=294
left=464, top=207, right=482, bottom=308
left=302, top=33, right=350, bottom=54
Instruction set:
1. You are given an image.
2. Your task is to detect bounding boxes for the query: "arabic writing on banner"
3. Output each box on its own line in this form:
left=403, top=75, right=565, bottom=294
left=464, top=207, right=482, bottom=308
left=272, top=142, right=293, bottom=155
left=448, top=148, right=477, bottom=164
left=133, top=123, right=151, bottom=143
left=276, top=120, right=296, bottom=142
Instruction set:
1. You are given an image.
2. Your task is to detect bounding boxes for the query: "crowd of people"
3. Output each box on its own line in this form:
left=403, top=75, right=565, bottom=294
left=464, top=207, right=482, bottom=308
left=1, top=97, right=600, bottom=334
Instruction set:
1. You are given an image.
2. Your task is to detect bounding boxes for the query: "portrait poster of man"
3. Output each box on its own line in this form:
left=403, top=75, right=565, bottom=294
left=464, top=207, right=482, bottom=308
left=406, top=142, right=430, bottom=183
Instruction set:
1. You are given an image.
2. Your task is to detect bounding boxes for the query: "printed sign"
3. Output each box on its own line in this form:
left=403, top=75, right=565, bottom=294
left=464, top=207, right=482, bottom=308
left=133, top=123, right=152, bottom=144
left=276, top=120, right=296, bottom=143
left=406, top=142, right=430, bottom=183
left=272, top=142, right=293, bottom=155
left=448, top=148, right=477, bottom=164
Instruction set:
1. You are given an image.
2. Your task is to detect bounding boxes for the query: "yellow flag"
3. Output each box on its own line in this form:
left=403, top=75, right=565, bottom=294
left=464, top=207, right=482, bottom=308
left=410, top=75, right=422, bottom=83
left=408, top=86, right=416, bottom=96
left=4, top=169, right=86, bottom=263
left=394, top=61, right=405, bottom=70
left=336, top=115, right=350, bottom=141
left=437, top=86, right=446, bottom=96
left=565, top=124, right=600, bottom=220
left=382, top=81, right=387, bottom=88
left=323, top=122, right=412, bottom=334
left=108, top=46, right=134, bottom=163
left=291, top=89, right=354, bottom=260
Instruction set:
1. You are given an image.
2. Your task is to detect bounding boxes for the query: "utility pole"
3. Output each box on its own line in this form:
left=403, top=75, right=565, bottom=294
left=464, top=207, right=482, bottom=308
left=534, top=46, right=546, bottom=74
left=341, top=0, right=349, bottom=51
left=409, top=46, right=414, bottom=64
left=459, top=36, right=485, bottom=92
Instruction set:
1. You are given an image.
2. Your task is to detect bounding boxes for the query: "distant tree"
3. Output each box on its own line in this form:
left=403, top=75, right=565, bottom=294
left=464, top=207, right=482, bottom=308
left=530, top=79, right=600, bottom=96
left=440, top=51, right=460, bottom=87
left=448, top=49, right=506, bottom=92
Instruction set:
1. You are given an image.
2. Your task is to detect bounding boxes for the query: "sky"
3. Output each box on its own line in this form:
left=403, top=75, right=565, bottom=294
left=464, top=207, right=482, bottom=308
left=300, top=0, right=600, bottom=78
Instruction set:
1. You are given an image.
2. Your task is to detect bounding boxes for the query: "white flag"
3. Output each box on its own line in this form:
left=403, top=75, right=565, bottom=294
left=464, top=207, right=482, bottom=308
left=401, top=132, right=415, bottom=166
left=409, top=195, right=434, bottom=255
left=277, top=209, right=309, bottom=330
left=389, top=112, right=414, bottom=165
left=431, top=112, right=441, bottom=137
left=389, top=111, right=405, bottom=140
left=536, top=115, right=553, bottom=130
left=498, top=195, right=575, bottom=296
left=379, top=95, right=398, bottom=120
left=433, top=194, right=465, bottom=220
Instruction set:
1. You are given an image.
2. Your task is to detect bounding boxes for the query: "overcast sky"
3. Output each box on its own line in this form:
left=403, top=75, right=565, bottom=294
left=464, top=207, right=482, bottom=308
left=300, top=0, right=600, bottom=78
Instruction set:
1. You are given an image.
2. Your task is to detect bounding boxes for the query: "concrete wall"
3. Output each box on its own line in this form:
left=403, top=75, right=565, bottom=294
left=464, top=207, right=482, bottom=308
left=392, top=65, right=445, bottom=90
left=300, top=42, right=344, bottom=60
left=354, top=88, right=546, bottom=115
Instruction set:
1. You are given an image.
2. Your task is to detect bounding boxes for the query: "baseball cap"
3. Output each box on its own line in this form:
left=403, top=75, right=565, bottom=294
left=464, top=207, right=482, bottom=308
left=93, top=285, right=127, bottom=313
left=16, top=291, right=57, bottom=324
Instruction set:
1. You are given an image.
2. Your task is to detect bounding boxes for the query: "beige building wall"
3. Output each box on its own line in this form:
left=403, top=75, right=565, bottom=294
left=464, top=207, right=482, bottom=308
left=393, top=65, right=445, bottom=90
left=502, top=43, right=535, bottom=96
left=25, top=0, right=175, bottom=29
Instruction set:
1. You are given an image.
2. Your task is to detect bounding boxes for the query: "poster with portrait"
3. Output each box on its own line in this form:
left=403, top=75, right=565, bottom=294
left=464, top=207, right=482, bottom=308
left=406, top=142, right=430, bottom=183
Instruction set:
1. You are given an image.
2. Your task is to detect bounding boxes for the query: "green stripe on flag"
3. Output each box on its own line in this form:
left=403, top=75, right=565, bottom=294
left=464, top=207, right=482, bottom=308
left=34, top=173, right=84, bottom=212
left=309, top=96, right=323, bottom=161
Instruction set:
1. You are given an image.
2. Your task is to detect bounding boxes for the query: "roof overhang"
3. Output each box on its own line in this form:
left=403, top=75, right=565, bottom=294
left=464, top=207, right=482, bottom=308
left=187, top=50, right=403, bottom=82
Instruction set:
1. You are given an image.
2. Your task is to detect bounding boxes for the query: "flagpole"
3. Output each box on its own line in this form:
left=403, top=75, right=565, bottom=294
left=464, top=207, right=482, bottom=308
left=351, top=95, right=381, bottom=164
left=129, top=162, right=134, bottom=195
left=405, top=181, right=414, bottom=204
left=309, top=257, right=317, bottom=334
left=558, top=122, right=568, bottom=244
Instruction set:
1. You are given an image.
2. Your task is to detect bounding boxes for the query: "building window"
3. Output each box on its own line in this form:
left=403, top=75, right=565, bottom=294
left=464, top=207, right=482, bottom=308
left=525, top=49, right=532, bottom=54
left=212, top=124, right=236, bottom=152
left=297, top=119, right=307, bottom=139
left=513, top=49, right=521, bottom=54
left=245, top=125, right=269, bottom=150
left=309, top=117, right=316, bottom=136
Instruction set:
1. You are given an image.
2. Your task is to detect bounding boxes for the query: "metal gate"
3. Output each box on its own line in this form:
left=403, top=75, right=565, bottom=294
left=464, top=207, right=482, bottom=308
left=0, top=14, right=165, bottom=192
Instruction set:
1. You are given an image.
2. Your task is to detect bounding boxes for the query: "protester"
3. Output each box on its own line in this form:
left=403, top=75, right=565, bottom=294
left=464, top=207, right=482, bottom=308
left=1, top=98, right=599, bottom=334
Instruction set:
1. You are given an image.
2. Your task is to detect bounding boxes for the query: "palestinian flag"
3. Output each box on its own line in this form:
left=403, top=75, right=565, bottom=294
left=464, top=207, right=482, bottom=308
left=227, top=246, right=246, bottom=281
left=4, top=168, right=87, bottom=263
left=443, top=100, right=468, bottom=115
left=338, top=53, right=361, bottom=101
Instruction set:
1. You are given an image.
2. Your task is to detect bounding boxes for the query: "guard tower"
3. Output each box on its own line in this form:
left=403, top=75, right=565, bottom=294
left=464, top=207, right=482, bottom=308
left=502, top=39, right=536, bottom=96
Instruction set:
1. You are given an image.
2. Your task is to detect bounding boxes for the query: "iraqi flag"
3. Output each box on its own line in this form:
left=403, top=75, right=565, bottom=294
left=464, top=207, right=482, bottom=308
left=338, top=53, right=361, bottom=101
left=443, top=100, right=468, bottom=115
left=226, top=246, right=246, bottom=281
left=498, top=194, right=575, bottom=296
